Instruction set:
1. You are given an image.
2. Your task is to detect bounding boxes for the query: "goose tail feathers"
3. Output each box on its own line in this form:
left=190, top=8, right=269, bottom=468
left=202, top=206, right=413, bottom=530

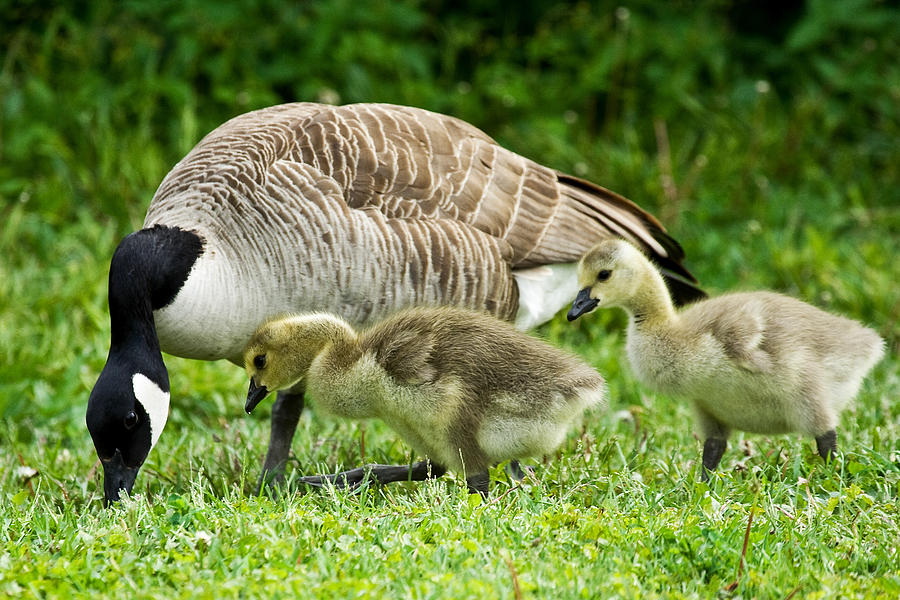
left=556, top=173, right=706, bottom=306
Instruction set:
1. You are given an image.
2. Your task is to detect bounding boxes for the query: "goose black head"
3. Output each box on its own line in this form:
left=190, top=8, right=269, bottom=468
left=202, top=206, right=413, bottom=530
left=88, top=226, right=202, bottom=506
left=87, top=362, right=170, bottom=505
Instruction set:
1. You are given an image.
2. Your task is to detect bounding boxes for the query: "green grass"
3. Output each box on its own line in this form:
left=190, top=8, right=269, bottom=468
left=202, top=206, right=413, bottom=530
left=2, top=1, right=900, bottom=598
left=2, top=340, right=899, bottom=598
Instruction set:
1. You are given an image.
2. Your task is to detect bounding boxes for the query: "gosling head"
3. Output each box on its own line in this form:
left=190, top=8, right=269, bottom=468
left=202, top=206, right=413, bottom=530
left=243, top=314, right=352, bottom=413
left=567, top=239, right=646, bottom=320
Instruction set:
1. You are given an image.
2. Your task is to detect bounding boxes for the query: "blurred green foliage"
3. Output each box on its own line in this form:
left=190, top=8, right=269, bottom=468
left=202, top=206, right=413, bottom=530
left=2, top=0, right=897, bottom=221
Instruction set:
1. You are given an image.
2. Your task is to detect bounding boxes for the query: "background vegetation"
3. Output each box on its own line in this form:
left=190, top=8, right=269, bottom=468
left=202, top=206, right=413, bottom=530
left=2, top=0, right=898, bottom=597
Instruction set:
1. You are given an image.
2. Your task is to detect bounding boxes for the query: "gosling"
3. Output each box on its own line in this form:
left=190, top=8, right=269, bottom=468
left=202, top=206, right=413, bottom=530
left=243, top=306, right=606, bottom=495
left=568, top=239, right=884, bottom=479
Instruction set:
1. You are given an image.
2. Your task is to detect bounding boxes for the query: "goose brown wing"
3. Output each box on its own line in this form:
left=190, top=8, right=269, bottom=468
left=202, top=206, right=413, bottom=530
left=269, top=155, right=522, bottom=323
left=150, top=102, right=324, bottom=202
left=284, top=103, right=701, bottom=300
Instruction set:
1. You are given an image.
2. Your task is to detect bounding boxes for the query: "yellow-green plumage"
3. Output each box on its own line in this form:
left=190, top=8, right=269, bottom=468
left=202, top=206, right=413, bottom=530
left=244, top=306, right=606, bottom=489
left=571, top=239, right=884, bottom=477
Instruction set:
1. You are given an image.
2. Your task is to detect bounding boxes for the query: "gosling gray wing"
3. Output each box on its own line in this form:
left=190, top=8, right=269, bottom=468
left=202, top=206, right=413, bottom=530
left=367, top=325, right=438, bottom=385
left=686, top=295, right=774, bottom=373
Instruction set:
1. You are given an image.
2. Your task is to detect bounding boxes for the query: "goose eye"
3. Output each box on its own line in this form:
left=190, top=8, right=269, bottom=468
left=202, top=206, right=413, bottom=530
left=123, top=411, right=139, bottom=430
left=597, top=269, right=612, bottom=282
left=253, top=355, right=266, bottom=370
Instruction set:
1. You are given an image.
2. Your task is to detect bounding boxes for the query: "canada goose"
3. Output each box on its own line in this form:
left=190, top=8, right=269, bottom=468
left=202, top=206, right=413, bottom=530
left=242, top=306, right=606, bottom=495
left=86, top=102, right=703, bottom=504
left=567, top=239, right=885, bottom=479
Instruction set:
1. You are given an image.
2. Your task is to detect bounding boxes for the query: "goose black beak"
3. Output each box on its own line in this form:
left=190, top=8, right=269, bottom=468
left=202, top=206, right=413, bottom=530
left=567, top=287, right=599, bottom=321
left=102, top=449, right=139, bottom=507
left=245, top=379, right=269, bottom=414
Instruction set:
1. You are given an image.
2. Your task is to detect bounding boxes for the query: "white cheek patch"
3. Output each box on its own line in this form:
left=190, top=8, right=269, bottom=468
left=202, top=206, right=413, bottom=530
left=132, top=373, right=170, bottom=450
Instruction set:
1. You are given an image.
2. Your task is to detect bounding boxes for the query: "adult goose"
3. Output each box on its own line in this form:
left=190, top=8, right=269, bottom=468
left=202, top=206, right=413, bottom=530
left=86, top=102, right=703, bottom=504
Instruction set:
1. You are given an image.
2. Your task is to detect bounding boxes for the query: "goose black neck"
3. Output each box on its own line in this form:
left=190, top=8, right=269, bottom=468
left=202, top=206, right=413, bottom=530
left=107, top=225, right=204, bottom=353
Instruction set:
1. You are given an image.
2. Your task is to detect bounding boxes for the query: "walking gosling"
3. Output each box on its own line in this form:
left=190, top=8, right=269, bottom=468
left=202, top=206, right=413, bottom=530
left=243, top=306, right=606, bottom=495
left=567, top=239, right=884, bottom=479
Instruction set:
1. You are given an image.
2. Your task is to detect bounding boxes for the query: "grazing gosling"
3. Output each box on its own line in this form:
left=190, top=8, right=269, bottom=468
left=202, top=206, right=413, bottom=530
left=568, top=239, right=885, bottom=479
left=243, top=306, right=606, bottom=495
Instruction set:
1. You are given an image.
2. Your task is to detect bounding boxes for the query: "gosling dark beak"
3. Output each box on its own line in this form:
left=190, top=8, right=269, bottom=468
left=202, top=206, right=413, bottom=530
left=101, top=449, right=139, bottom=507
left=567, top=287, right=599, bottom=321
left=245, top=379, right=269, bottom=414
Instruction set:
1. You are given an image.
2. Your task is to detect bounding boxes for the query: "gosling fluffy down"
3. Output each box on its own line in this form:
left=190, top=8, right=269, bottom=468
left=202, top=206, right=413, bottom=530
left=568, top=239, right=884, bottom=478
left=244, top=306, right=606, bottom=494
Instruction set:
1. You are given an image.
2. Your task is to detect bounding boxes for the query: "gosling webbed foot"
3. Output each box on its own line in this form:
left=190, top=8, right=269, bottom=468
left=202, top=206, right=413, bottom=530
left=297, top=468, right=370, bottom=490
left=701, top=437, right=727, bottom=481
left=466, top=472, right=490, bottom=497
left=299, top=460, right=447, bottom=491
left=815, top=429, right=838, bottom=463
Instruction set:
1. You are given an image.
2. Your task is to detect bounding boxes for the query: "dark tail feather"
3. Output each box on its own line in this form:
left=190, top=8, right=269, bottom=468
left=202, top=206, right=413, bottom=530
left=642, top=226, right=706, bottom=306
left=643, top=225, right=706, bottom=306
left=657, top=265, right=707, bottom=306
left=557, top=172, right=705, bottom=305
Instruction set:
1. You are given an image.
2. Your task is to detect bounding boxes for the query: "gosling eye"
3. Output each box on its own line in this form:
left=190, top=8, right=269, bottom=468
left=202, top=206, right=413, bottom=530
left=123, top=411, right=139, bottom=430
left=253, top=354, right=266, bottom=370
left=597, top=269, right=612, bottom=282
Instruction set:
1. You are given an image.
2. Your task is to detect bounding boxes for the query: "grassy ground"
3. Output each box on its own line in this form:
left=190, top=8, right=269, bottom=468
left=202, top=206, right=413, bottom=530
left=2, top=2, right=899, bottom=598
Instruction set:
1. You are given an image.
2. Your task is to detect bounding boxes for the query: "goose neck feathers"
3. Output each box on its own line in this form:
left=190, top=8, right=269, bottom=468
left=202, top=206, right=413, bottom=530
left=88, top=225, right=202, bottom=505
left=107, top=225, right=204, bottom=350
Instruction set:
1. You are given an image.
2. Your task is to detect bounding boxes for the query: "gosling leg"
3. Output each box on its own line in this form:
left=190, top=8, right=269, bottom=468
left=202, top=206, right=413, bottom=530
left=257, top=390, right=305, bottom=493
left=701, top=437, right=727, bottom=481
left=466, top=472, right=490, bottom=497
left=298, top=460, right=447, bottom=491
left=815, top=429, right=838, bottom=463
left=695, top=408, right=730, bottom=482
left=506, top=460, right=534, bottom=481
